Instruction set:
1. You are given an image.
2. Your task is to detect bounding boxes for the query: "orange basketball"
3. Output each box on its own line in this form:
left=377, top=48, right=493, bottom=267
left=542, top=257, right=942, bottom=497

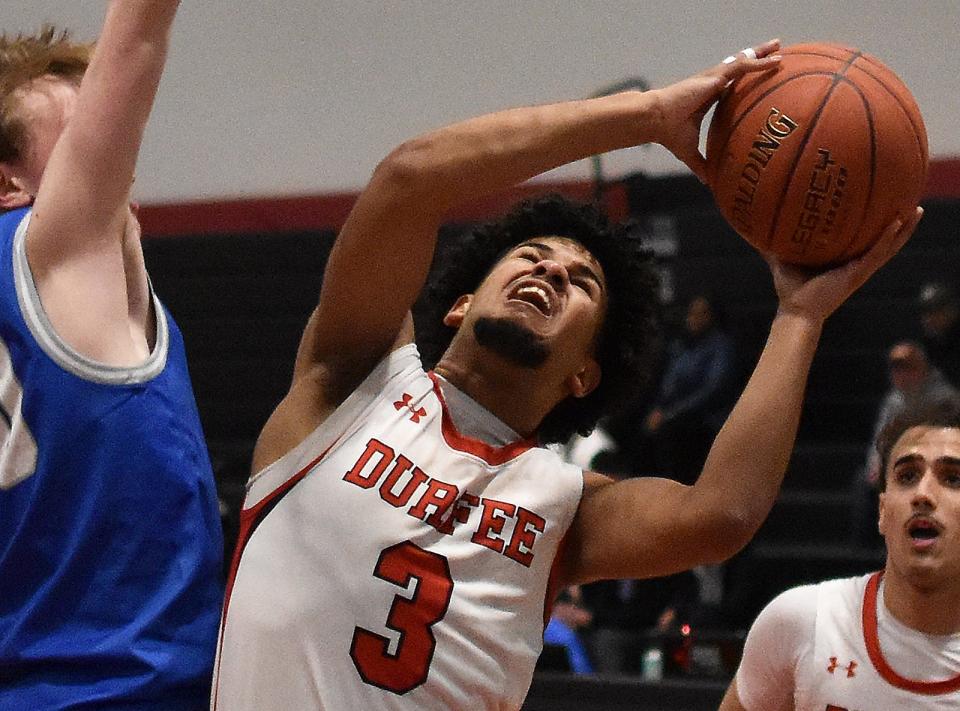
left=705, top=42, right=928, bottom=268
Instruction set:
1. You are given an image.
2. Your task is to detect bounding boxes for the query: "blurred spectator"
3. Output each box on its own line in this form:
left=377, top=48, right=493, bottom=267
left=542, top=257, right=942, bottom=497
left=916, top=281, right=960, bottom=387
left=851, top=340, right=958, bottom=546
left=581, top=572, right=700, bottom=675
left=642, top=294, right=739, bottom=485
left=542, top=587, right=595, bottom=674
left=556, top=419, right=701, bottom=677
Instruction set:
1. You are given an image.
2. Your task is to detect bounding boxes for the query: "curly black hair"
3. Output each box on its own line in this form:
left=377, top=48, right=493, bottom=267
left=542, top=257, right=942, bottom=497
left=414, top=193, right=661, bottom=444
left=875, top=395, right=960, bottom=492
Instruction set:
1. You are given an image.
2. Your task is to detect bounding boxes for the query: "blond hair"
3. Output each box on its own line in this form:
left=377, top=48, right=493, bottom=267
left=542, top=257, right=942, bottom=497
left=0, top=25, right=93, bottom=163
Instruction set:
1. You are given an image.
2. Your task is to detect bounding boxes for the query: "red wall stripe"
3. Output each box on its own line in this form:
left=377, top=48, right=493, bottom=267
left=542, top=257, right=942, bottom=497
left=138, top=157, right=959, bottom=238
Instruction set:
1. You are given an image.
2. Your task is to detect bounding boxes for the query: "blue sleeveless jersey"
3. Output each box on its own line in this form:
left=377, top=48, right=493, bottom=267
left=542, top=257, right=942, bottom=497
left=0, top=208, right=224, bottom=709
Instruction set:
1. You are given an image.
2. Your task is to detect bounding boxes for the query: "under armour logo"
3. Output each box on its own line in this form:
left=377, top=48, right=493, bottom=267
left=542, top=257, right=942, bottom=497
left=393, top=393, right=427, bottom=424
left=827, top=657, right=857, bottom=678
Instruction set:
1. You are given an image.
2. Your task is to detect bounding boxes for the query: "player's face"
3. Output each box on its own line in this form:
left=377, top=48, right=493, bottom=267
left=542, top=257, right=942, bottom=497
left=450, top=236, right=607, bottom=379
left=2, top=78, right=79, bottom=196
left=879, top=425, right=960, bottom=588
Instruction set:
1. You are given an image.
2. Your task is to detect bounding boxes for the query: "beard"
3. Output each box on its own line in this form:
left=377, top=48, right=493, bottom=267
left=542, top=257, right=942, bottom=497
left=473, top=316, right=550, bottom=369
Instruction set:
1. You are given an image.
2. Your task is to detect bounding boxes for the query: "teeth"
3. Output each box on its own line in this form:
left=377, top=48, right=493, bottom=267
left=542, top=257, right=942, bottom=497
left=515, top=286, right=550, bottom=313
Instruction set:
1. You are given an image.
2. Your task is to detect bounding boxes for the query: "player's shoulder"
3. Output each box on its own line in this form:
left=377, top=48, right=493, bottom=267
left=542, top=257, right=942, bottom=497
left=757, top=574, right=871, bottom=631
left=759, top=581, right=820, bottom=627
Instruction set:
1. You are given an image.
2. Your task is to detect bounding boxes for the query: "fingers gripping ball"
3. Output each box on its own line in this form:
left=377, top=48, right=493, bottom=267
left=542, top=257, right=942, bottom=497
left=706, top=43, right=928, bottom=268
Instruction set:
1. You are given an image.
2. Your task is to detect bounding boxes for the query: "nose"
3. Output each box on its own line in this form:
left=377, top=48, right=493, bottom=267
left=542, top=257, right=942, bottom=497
left=532, top=258, right=569, bottom=290
left=911, top=472, right=938, bottom=510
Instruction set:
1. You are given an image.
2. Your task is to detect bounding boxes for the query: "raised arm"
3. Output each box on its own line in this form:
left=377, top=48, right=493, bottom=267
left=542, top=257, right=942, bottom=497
left=292, top=42, right=784, bottom=390
left=25, top=1, right=180, bottom=363
left=561, top=208, right=923, bottom=584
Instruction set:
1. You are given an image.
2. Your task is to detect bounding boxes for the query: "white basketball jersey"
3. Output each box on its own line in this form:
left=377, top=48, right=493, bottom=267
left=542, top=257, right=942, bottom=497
left=212, top=344, right=583, bottom=710
left=796, top=573, right=960, bottom=710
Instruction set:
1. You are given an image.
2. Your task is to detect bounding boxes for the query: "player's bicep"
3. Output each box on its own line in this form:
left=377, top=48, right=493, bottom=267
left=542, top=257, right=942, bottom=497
left=24, top=209, right=137, bottom=361
left=560, top=472, right=711, bottom=584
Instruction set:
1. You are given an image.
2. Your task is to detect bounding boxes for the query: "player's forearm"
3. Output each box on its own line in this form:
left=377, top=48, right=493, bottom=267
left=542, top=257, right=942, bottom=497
left=56, top=0, right=179, bottom=218
left=377, top=90, right=663, bottom=214
left=689, top=311, right=822, bottom=555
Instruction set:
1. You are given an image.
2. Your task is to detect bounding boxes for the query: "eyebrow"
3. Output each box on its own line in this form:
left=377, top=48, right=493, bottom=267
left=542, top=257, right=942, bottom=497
left=892, top=454, right=960, bottom=468
left=515, top=241, right=605, bottom=294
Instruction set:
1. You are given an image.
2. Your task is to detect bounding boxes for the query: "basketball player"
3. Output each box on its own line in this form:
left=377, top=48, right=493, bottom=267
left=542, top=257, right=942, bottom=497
left=212, top=40, right=921, bottom=709
left=719, top=398, right=960, bottom=710
left=0, top=3, right=223, bottom=708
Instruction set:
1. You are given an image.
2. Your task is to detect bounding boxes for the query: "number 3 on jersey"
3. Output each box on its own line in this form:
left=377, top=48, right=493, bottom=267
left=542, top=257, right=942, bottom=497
left=350, top=541, right=454, bottom=695
left=0, top=338, right=37, bottom=490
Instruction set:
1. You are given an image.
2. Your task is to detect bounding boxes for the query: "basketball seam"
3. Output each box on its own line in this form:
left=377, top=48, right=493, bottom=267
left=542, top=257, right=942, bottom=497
left=833, top=78, right=876, bottom=262
left=715, top=71, right=840, bottom=161
left=835, top=59, right=925, bottom=262
left=848, top=58, right=926, bottom=165
left=765, top=50, right=863, bottom=251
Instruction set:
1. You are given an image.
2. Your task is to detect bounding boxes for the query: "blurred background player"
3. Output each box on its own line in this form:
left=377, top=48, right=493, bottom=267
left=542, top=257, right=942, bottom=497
left=916, top=281, right=960, bottom=388
left=212, top=40, right=920, bottom=710
left=720, top=397, right=960, bottom=710
left=0, top=3, right=223, bottom=708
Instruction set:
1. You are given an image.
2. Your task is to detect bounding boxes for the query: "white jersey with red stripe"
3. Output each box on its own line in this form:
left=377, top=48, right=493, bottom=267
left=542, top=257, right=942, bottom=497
left=212, top=344, right=584, bottom=710
left=735, top=572, right=960, bottom=711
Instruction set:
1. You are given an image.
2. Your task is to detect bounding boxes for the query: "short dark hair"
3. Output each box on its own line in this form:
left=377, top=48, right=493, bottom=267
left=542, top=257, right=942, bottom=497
left=415, top=194, right=661, bottom=444
left=875, top=396, right=960, bottom=491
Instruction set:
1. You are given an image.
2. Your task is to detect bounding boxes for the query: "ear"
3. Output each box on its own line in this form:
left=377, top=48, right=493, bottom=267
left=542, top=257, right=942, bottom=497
left=0, top=169, right=32, bottom=210
left=877, top=492, right=887, bottom=535
left=442, top=294, right=472, bottom=329
left=566, top=358, right=601, bottom=399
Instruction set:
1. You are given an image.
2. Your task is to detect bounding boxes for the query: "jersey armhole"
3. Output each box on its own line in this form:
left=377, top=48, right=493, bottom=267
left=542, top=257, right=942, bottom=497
left=13, top=211, right=169, bottom=385
left=245, top=343, right=424, bottom=506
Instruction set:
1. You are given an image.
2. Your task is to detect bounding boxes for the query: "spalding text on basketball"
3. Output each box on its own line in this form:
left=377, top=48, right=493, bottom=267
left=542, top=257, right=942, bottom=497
left=731, top=107, right=799, bottom=238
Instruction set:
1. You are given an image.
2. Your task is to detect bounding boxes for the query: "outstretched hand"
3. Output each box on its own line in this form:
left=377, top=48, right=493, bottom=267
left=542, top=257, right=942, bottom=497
left=651, top=39, right=782, bottom=182
left=769, top=207, right=924, bottom=323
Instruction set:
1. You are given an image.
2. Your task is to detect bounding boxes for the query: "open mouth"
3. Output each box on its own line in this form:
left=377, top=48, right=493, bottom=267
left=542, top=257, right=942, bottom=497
left=507, top=282, right=555, bottom=317
left=908, top=518, right=941, bottom=544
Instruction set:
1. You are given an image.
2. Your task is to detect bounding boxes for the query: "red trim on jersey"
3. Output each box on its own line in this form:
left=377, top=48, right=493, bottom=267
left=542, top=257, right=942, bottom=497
left=212, top=439, right=340, bottom=710
left=427, top=371, right=536, bottom=466
left=862, top=570, right=960, bottom=695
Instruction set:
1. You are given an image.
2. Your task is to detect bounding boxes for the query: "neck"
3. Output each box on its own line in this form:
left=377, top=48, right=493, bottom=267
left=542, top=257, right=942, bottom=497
left=882, top=562, right=960, bottom=635
left=434, top=342, right=563, bottom=439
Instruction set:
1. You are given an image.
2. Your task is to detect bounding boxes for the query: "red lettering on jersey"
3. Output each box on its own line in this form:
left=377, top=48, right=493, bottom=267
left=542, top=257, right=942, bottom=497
left=378, top=456, right=429, bottom=507
left=344, top=439, right=395, bottom=489
left=471, top=498, right=517, bottom=553
left=342, top=444, right=548, bottom=565
left=504, top=507, right=545, bottom=567
left=436, top=493, right=480, bottom=535
left=408, top=479, right=460, bottom=531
